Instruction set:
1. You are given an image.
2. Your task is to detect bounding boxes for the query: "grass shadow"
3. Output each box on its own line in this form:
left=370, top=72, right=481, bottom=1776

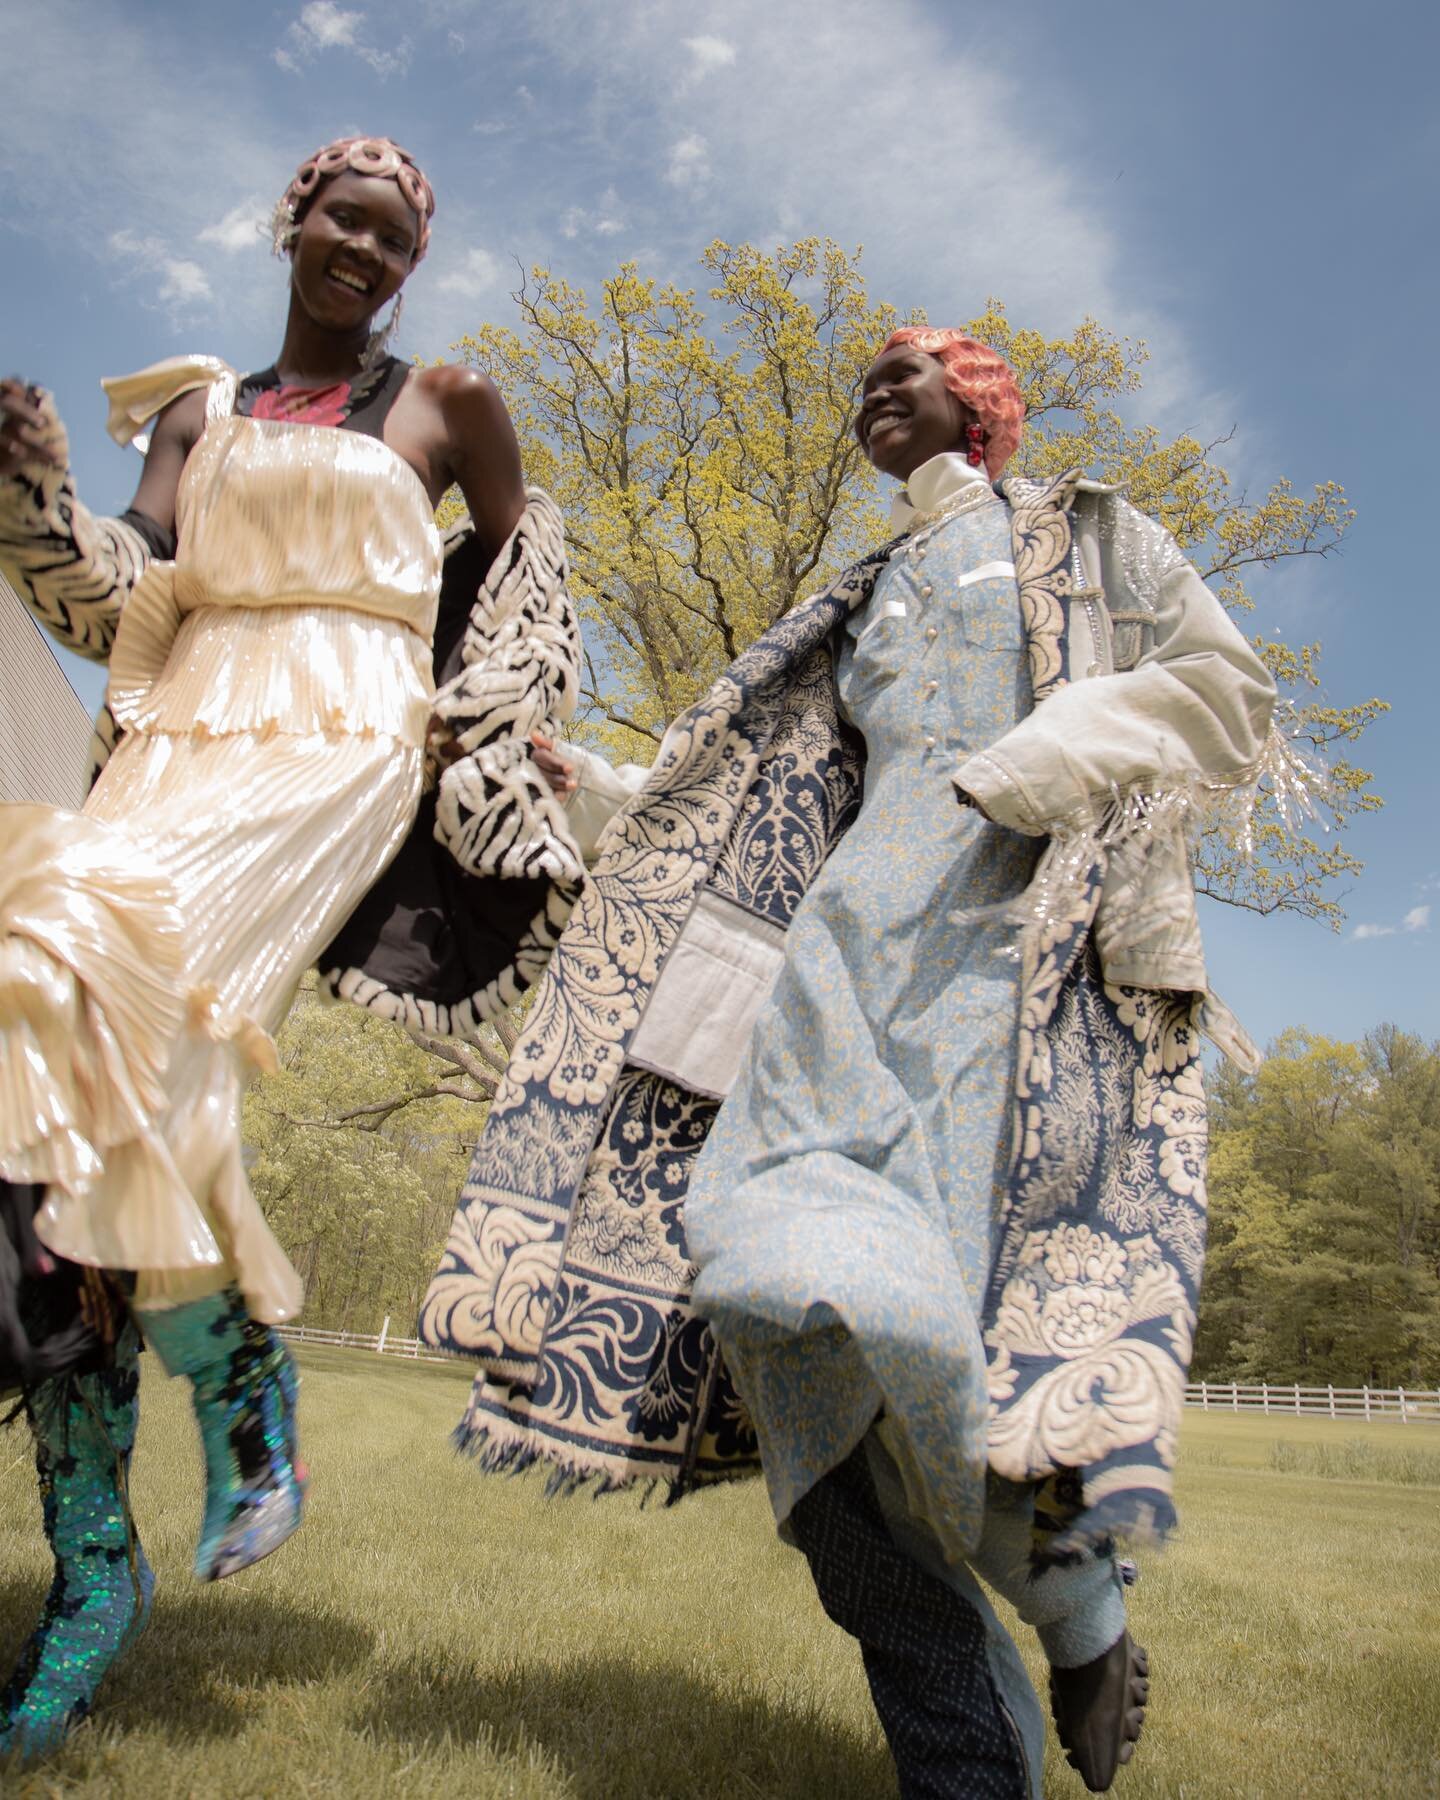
left=351, top=1652, right=897, bottom=1799
left=0, top=1576, right=376, bottom=1745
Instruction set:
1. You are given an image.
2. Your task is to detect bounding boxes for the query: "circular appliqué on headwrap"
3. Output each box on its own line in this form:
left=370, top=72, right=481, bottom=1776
left=274, top=136, right=435, bottom=263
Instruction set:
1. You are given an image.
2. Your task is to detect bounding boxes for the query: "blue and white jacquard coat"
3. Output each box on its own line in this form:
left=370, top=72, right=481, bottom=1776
left=419, top=464, right=1277, bottom=1545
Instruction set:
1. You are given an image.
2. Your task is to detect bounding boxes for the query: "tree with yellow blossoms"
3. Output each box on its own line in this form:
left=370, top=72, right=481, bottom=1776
left=446, top=239, right=1385, bottom=925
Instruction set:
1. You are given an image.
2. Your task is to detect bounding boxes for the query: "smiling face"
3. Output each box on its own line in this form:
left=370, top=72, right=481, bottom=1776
left=855, top=344, right=978, bottom=482
left=289, top=170, right=419, bottom=333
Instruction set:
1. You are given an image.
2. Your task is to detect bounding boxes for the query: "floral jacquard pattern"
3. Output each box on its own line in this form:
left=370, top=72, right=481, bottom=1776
left=426, top=476, right=1210, bottom=1535
left=1000, top=469, right=1080, bottom=705
left=422, top=550, right=891, bottom=1491
left=984, top=862, right=1208, bottom=1541
left=709, top=643, right=866, bottom=926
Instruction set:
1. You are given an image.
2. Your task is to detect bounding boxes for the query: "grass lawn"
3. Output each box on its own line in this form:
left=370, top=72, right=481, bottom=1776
left=2, top=1346, right=1437, bottom=1798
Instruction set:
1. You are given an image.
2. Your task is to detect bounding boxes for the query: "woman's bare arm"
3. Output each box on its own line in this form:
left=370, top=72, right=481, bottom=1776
left=127, top=387, right=207, bottom=536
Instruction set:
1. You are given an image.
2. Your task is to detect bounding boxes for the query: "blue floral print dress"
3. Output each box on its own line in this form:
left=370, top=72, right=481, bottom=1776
left=687, top=477, right=1044, bottom=1550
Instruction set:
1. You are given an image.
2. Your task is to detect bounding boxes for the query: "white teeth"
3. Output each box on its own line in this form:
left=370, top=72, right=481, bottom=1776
left=330, top=270, right=369, bottom=293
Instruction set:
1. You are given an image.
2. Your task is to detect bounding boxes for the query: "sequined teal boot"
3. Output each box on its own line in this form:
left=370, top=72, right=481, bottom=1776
left=134, top=1287, right=303, bottom=1582
left=0, top=1328, right=154, bottom=1761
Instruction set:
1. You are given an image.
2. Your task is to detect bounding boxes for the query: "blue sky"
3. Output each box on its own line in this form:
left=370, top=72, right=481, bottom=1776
left=3, top=0, right=1435, bottom=1051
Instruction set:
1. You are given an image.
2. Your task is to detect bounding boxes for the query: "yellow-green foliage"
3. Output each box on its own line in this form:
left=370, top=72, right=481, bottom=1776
left=444, top=245, right=1384, bottom=924
left=241, top=982, right=507, bottom=1332
left=1, top=1351, right=1434, bottom=1796
left=1198, top=1025, right=1440, bottom=1387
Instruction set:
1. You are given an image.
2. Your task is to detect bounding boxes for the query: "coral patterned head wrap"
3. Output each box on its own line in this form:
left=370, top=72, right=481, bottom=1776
left=273, top=136, right=435, bottom=264
left=879, top=328, right=1025, bottom=477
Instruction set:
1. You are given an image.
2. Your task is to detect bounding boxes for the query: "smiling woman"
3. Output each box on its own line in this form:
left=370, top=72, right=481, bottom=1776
left=0, top=133, right=585, bottom=1758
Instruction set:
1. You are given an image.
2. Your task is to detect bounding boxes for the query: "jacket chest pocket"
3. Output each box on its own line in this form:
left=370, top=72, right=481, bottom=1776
left=841, top=594, right=911, bottom=713
left=1106, top=607, right=1155, bottom=673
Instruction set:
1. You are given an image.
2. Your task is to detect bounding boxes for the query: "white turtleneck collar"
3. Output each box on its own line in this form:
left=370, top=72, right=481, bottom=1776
left=887, top=450, right=990, bottom=534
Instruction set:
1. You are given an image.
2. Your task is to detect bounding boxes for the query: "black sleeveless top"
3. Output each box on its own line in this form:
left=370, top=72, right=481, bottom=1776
left=235, top=354, right=411, bottom=441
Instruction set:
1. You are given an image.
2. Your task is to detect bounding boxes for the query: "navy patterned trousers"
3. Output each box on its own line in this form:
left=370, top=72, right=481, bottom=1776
left=789, top=1443, right=1030, bottom=1799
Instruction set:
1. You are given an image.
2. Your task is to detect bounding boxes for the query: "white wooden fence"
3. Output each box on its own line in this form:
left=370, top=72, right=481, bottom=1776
left=1186, top=1380, right=1439, bottom=1422
left=277, top=1326, right=1440, bottom=1421
left=276, top=1319, right=459, bottom=1368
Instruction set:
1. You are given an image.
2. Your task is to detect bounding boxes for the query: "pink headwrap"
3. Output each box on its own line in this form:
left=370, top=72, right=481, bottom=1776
left=880, top=328, right=1025, bottom=477
left=273, top=136, right=435, bottom=264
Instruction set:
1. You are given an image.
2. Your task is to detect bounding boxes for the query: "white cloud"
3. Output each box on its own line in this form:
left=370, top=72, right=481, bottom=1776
left=1352, top=904, right=1429, bottom=942
left=438, top=247, right=501, bottom=297
left=159, top=260, right=213, bottom=305
left=109, top=230, right=213, bottom=315
left=595, top=188, right=626, bottom=236
left=664, top=133, right=710, bottom=190
left=489, top=0, right=1221, bottom=443
left=560, top=189, right=626, bottom=241
left=299, top=0, right=360, bottom=47
left=684, top=34, right=737, bottom=75
left=275, top=2, right=411, bottom=78
left=198, top=200, right=270, bottom=255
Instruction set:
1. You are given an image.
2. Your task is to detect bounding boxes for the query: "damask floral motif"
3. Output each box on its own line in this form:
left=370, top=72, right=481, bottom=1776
left=696, top=1344, right=760, bottom=1468
left=1001, top=469, right=1079, bottom=704
left=567, top=1070, right=719, bottom=1286
left=418, top=1201, right=561, bottom=1362
left=709, top=643, right=865, bottom=926
left=985, top=858, right=1208, bottom=1537
left=433, top=478, right=1209, bottom=1537
left=426, top=553, right=894, bottom=1483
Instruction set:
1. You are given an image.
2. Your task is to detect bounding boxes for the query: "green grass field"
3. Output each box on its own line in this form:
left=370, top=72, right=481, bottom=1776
left=2, top=1347, right=1437, bottom=1799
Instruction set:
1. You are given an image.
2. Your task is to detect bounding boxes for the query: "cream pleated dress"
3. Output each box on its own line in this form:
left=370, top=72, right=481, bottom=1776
left=0, top=359, right=440, bottom=1322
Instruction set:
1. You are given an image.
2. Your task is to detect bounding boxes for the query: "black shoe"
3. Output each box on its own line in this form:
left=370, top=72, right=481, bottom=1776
left=1049, top=1631, right=1149, bottom=1792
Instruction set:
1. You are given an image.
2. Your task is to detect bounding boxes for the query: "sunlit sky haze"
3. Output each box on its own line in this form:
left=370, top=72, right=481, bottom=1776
left=3, top=0, right=1436, bottom=1049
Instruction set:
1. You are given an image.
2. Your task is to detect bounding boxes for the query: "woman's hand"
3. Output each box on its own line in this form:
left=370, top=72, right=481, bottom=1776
left=424, top=718, right=577, bottom=799
left=0, top=379, right=63, bottom=477
left=530, top=731, right=578, bottom=799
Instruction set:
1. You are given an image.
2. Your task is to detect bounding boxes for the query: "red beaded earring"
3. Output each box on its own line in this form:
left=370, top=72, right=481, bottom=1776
left=965, top=422, right=987, bottom=469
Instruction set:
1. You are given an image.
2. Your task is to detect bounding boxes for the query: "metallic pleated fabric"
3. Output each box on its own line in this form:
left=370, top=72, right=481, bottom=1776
left=0, top=367, right=440, bottom=1320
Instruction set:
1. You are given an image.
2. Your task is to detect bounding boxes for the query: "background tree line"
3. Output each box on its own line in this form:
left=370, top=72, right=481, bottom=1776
left=248, top=238, right=1412, bottom=1381
left=1195, top=1026, right=1440, bottom=1388
left=243, top=980, right=509, bottom=1335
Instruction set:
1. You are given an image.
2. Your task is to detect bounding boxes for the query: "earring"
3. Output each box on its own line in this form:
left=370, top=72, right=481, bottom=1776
left=270, top=200, right=298, bottom=259
left=363, top=292, right=404, bottom=370
left=965, top=422, right=986, bottom=469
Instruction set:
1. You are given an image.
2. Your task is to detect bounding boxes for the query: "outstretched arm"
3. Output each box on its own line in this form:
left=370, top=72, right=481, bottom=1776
left=0, top=378, right=199, bottom=662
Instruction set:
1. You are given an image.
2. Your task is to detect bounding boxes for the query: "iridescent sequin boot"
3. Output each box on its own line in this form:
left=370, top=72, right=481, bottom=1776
left=134, top=1287, right=303, bottom=1582
left=0, top=1327, right=154, bottom=1760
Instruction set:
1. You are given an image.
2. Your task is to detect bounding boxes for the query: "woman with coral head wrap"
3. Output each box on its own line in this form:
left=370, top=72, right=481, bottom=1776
left=681, top=327, right=1273, bottom=1794
left=421, top=323, right=1277, bottom=1796
left=0, top=135, right=583, bottom=1754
